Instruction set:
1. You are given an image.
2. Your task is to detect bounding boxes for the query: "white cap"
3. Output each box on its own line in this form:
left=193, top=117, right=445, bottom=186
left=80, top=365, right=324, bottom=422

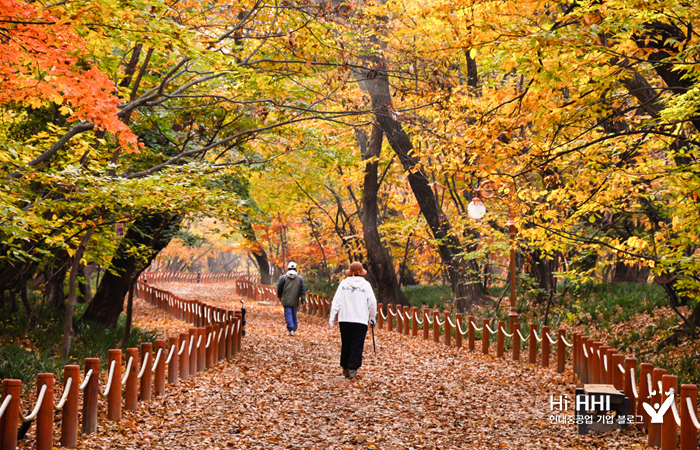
left=287, top=261, right=297, bottom=270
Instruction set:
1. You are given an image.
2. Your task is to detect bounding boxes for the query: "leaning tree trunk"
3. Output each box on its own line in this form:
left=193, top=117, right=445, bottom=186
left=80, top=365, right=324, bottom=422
left=356, top=64, right=485, bottom=311
left=359, top=124, right=409, bottom=307
left=239, top=213, right=272, bottom=285
left=82, top=212, right=181, bottom=327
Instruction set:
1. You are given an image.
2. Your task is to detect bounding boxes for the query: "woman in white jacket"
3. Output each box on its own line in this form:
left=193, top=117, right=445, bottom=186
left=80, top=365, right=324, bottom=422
left=329, top=261, right=377, bottom=381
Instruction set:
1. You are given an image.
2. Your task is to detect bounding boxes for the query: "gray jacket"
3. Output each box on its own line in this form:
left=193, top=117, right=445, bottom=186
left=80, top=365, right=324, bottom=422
left=277, top=271, right=306, bottom=307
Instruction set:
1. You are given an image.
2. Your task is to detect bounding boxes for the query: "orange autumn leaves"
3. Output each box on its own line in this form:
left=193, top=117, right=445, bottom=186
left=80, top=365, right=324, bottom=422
left=0, top=0, right=136, bottom=149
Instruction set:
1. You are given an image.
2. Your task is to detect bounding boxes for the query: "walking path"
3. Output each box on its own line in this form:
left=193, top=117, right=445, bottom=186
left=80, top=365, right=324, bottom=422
left=72, top=282, right=648, bottom=449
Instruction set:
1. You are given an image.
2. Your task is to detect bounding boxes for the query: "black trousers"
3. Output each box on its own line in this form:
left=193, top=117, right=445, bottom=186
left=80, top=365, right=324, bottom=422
left=339, top=322, right=368, bottom=370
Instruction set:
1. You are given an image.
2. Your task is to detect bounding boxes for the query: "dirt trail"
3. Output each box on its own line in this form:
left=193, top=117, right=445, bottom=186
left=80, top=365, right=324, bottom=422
left=70, top=283, right=647, bottom=449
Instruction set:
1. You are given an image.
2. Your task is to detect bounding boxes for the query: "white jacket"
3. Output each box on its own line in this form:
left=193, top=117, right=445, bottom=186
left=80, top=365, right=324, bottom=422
left=329, top=276, right=377, bottom=326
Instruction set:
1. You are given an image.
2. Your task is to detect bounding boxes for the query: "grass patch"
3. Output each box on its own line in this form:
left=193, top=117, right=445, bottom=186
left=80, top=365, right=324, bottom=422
left=402, top=284, right=452, bottom=310
left=0, top=299, right=158, bottom=395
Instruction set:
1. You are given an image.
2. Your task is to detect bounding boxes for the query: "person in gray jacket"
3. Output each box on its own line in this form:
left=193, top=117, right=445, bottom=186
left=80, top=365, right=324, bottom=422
left=277, top=261, right=306, bottom=336
left=329, top=261, right=377, bottom=381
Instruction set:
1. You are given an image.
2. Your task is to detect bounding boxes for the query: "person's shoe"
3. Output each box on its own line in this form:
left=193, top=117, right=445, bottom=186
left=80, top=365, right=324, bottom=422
left=342, top=369, right=350, bottom=378
left=349, top=370, right=358, bottom=381
left=291, top=330, right=295, bottom=336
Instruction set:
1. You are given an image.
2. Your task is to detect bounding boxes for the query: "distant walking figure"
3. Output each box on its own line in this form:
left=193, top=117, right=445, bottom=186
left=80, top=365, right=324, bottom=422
left=329, top=261, right=377, bottom=381
left=277, top=261, right=306, bottom=336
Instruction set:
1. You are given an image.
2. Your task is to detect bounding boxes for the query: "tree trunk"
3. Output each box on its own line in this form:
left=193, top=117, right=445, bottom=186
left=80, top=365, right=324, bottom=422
left=82, top=213, right=181, bottom=327
left=356, top=64, right=485, bottom=311
left=61, top=227, right=94, bottom=359
left=359, top=125, right=409, bottom=307
left=527, top=250, right=559, bottom=303
left=239, top=213, right=272, bottom=285
left=45, top=253, right=69, bottom=311
left=121, top=280, right=135, bottom=349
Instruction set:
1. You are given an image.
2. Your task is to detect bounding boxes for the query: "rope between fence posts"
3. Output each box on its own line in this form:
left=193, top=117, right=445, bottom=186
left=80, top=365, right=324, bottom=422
left=560, top=336, right=573, bottom=347
left=0, top=394, right=11, bottom=420
left=414, top=311, right=424, bottom=325
left=500, top=326, right=514, bottom=338
left=470, top=320, right=483, bottom=331
left=546, top=332, right=556, bottom=344
left=425, top=315, right=433, bottom=325
left=165, top=345, right=176, bottom=365
left=630, top=368, right=639, bottom=399
left=178, top=339, right=186, bottom=356
left=686, top=396, right=700, bottom=430
left=485, top=323, right=497, bottom=334
left=137, top=352, right=150, bottom=380
left=224, top=324, right=229, bottom=339
left=647, top=373, right=656, bottom=396
left=388, top=308, right=397, bottom=317
left=582, top=345, right=588, bottom=358
left=533, top=330, right=542, bottom=342
left=99, top=360, right=116, bottom=398
left=446, top=316, right=456, bottom=328
left=151, top=348, right=163, bottom=374
left=218, top=327, right=224, bottom=343
left=456, top=319, right=467, bottom=335
left=396, top=308, right=404, bottom=320
left=668, top=388, right=682, bottom=427
left=435, top=316, right=445, bottom=326
left=189, top=335, right=195, bottom=354
left=379, top=308, right=388, bottom=321
left=517, top=329, right=529, bottom=342
left=54, top=377, right=73, bottom=411
left=121, top=355, right=134, bottom=385
left=20, top=384, right=47, bottom=422
left=603, top=354, right=608, bottom=372
left=618, top=363, right=625, bottom=374
left=79, top=369, right=93, bottom=391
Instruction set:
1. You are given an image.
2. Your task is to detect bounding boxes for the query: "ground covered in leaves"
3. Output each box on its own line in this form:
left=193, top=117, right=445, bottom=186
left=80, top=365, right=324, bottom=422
left=42, top=282, right=651, bottom=449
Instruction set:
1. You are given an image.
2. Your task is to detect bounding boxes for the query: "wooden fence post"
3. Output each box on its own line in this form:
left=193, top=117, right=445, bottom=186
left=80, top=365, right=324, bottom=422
left=611, top=354, right=624, bottom=391
left=455, top=314, right=463, bottom=349
left=648, top=367, right=667, bottom=447
left=528, top=324, right=537, bottom=364
left=403, top=306, right=410, bottom=336
left=638, top=363, right=653, bottom=430
left=680, top=384, right=698, bottom=450
left=468, top=316, right=475, bottom=351
left=36, top=373, right=54, bottom=450
left=433, top=312, right=441, bottom=343
left=125, top=348, right=139, bottom=410
left=512, top=323, right=521, bottom=361
left=154, top=340, right=166, bottom=396
left=189, top=328, right=197, bottom=374
left=60, top=365, right=80, bottom=448
left=167, top=337, right=178, bottom=385
left=82, top=358, right=100, bottom=434
left=496, top=321, right=505, bottom=358
left=140, top=343, right=153, bottom=402
left=660, top=374, right=678, bottom=450
left=482, top=319, right=490, bottom=355
left=107, top=349, right=122, bottom=421
left=423, top=309, right=430, bottom=341
left=1, top=379, right=21, bottom=450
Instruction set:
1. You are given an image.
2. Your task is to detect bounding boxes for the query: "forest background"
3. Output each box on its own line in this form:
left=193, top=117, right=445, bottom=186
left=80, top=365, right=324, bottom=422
left=2, top=0, right=700, bottom=387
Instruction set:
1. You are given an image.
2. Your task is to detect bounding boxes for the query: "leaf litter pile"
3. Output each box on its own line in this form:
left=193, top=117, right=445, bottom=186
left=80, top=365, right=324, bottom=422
left=60, top=282, right=649, bottom=449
